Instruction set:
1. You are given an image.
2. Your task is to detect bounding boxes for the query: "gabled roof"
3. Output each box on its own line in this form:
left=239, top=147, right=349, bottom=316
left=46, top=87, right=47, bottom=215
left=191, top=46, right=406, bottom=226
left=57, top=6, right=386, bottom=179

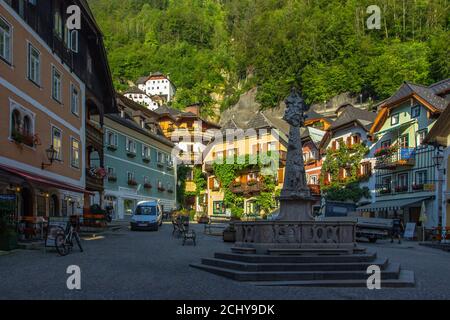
left=153, top=105, right=220, bottom=129
left=301, top=127, right=327, bottom=148
left=383, top=81, right=448, bottom=111
left=124, top=86, right=147, bottom=95
left=306, top=110, right=333, bottom=123
left=246, top=112, right=273, bottom=130
left=429, top=78, right=450, bottom=95
left=136, top=76, right=149, bottom=85
left=371, top=79, right=450, bottom=134
left=424, top=103, right=450, bottom=146
left=329, top=104, right=376, bottom=132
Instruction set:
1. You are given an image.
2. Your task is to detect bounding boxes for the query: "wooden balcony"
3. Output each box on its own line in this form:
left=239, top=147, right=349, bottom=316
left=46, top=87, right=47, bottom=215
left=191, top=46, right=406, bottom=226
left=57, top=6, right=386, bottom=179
left=374, top=148, right=416, bottom=170
left=86, top=168, right=104, bottom=193
left=230, top=181, right=267, bottom=195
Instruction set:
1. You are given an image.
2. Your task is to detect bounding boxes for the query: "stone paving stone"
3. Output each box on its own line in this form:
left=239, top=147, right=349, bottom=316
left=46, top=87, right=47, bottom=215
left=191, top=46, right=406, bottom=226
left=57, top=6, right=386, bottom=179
left=0, top=224, right=449, bottom=300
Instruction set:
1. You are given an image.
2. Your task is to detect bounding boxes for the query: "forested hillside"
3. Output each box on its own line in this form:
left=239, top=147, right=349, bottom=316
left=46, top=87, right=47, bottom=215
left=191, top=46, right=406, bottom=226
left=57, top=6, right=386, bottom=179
left=89, top=0, right=449, bottom=116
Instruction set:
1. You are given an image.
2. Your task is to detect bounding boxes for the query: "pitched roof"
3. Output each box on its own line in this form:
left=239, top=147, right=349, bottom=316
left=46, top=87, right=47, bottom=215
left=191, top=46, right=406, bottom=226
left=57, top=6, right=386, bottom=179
left=301, top=127, right=327, bottom=147
left=329, top=104, right=376, bottom=131
left=136, top=76, right=149, bottom=85
left=429, top=78, right=450, bottom=95
left=383, top=81, right=448, bottom=111
left=124, top=86, right=146, bottom=95
left=246, top=112, right=273, bottom=129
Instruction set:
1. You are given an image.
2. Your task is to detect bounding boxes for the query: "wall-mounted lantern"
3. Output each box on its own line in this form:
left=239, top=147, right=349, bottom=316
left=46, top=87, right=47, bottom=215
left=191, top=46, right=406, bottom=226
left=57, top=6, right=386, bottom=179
left=41, top=145, right=57, bottom=170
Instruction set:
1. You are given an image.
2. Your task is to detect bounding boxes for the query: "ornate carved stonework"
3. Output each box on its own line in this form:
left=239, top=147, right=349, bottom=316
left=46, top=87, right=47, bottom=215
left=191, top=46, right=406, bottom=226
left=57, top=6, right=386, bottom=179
left=278, top=88, right=316, bottom=221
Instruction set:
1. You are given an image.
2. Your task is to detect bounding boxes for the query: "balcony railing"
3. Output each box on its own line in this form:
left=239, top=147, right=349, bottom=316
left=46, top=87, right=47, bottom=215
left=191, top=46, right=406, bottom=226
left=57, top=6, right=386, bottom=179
left=376, top=181, right=435, bottom=196
left=374, top=147, right=416, bottom=170
left=230, top=181, right=267, bottom=194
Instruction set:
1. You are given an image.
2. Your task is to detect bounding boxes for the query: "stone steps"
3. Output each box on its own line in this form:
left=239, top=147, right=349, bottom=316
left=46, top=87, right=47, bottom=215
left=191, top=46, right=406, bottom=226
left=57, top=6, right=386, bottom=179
left=190, top=262, right=401, bottom=282
left=200, top=257, right=389, bottom=272
left=249, top=270, right=415, bottom=288
left=214, top=251, right=378, bottom=264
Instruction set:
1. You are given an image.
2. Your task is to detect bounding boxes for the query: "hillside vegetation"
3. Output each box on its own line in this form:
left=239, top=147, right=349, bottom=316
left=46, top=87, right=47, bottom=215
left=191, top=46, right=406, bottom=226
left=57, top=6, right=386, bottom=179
left=89, top=0, right=449, bottom=116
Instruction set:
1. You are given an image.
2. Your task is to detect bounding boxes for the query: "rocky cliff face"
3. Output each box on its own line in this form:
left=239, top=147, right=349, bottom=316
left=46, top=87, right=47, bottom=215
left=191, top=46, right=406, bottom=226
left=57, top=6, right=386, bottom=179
left=220, top=88, right=373, bottom=127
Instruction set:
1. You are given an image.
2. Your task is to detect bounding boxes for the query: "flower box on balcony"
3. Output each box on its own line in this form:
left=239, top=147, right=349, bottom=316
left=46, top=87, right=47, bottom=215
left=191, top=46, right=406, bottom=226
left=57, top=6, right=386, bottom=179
left=395, top=186, right=408, bottom=193
left=127, top=151, right=136, bottom=158
left=168, top=189, right=174, bottom=194
left=412, top=184, right=424, bottom=191
left=247, top=180, right=258, bottom=186
left=12, top=130, right=35, bottom=147
left=107, top=175, right=117, bottom=182
left=157, top=161, right=164, bottom=168
left=107, top=144, right=117, bottom=151
left=142, top=157, right=151, bottom=163
left=231, top=181, right=241, bottom=188
left=158, top=187, right=166, bottom=192
left=144, top=183, right=152, bottom=189
left=128, top=180, right=138, bottom=186
left=379, top=188, right=391, bottom=195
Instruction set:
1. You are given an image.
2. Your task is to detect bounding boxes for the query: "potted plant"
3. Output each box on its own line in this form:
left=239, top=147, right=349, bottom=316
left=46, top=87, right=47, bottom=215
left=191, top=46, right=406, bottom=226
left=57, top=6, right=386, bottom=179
left=197, top=214, right=210, bottom=224
left=223, top=224, right=236, bottom=243
left=412, top=184, right=424, bottom=191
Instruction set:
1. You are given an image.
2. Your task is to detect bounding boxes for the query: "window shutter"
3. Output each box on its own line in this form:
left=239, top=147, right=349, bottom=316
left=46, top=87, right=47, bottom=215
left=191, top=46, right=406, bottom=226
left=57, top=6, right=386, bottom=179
left=278, top=168, right=284, bottom=184
left=346, top=136, right=352, bottom=147
left=332, top=141, right=337, bottom=150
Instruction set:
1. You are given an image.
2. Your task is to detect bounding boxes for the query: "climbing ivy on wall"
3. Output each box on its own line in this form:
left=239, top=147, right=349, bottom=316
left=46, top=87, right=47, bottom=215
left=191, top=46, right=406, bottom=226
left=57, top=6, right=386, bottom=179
left=212, top=154, right=279, bottom=218
left=192, top=167, right=207, bottom=197
left=320, top=143, right=370, bottom=203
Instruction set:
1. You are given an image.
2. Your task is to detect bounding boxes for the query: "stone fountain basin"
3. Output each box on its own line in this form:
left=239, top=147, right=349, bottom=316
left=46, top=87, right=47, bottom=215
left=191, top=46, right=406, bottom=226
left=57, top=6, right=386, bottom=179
left=233, top=221, right=357, bottom=254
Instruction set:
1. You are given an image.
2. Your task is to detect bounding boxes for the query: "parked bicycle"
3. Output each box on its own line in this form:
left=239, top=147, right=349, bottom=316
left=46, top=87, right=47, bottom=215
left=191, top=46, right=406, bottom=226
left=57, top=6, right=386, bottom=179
left=55, top=216, right=83, bottom=256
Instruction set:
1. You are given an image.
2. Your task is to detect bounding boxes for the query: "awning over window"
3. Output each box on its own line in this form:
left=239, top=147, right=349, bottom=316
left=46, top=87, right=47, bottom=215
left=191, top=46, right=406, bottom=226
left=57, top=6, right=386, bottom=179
left=0, top=164, right=92, bottom=195
left=357, top=197, right=431, bottom=212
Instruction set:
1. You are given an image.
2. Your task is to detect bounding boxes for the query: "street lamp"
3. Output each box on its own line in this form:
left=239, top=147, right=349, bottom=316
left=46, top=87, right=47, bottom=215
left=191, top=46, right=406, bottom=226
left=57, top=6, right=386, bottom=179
left=433, top=148, right=446, bottom=243
left=41, top=145, right=57, bottom=170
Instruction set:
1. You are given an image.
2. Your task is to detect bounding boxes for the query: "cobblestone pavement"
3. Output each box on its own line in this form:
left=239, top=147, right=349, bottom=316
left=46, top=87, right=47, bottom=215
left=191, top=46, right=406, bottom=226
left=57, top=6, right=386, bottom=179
left=1, top=222, right=450, bottom=300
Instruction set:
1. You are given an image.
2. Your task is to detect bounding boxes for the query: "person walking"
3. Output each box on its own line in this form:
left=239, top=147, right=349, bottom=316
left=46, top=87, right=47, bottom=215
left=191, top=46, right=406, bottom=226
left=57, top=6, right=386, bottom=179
left=391, top=214, right=404, bottom=244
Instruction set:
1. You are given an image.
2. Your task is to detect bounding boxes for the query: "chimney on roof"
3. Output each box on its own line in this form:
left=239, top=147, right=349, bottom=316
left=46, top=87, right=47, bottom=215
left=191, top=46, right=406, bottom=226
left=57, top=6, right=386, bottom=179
left=185, top=103, right=200, bottom=116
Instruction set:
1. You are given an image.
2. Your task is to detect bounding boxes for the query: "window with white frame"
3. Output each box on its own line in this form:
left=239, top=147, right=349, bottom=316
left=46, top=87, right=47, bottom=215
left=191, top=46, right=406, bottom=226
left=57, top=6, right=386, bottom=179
left=142, top=145, right=151, bottom=159
left=54, top=10, right=63, bottom=39
left=126, top=138, right=136, bottom=154
left=52, top=126, right=62, bottom=160
left=416, top=129, right=428, bottom=147
left=71, top=138, right=80, bottom=168
left=52, top=66, right=62, bottom=102
left=65, top=25, right=78, bottom=53
left=70, top=84, right=79, bottom=115
left=157, top=152, right=164, bottom=164
left=106, top=130, right=118, bottom=147
left=127, top=172, right=135, bottom=182
left=310, top=175, right=318, bottom=185
left=0, top=17, right=12, bottom=63
left=28, top=43, right=40, bottom=85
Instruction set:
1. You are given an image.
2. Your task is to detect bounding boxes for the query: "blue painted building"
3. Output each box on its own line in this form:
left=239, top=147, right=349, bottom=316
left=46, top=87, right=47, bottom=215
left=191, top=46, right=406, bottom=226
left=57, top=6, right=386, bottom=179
left=94, top=95, right=176, bottom=219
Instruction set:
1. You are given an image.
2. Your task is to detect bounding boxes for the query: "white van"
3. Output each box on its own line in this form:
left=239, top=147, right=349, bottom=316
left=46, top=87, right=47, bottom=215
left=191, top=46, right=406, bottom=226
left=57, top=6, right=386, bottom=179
left=130, top=200, right=163, bottom=231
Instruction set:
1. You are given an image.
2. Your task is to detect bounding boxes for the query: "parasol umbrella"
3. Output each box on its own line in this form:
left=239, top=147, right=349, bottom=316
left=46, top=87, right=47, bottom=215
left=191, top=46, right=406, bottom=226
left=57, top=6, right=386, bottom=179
left=419, top=201, right=428, bottom=242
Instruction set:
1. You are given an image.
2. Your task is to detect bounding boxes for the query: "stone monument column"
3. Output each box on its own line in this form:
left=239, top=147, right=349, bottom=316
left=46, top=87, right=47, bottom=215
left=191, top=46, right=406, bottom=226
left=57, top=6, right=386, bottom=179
left=277, top=88, right=316, bottom=221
